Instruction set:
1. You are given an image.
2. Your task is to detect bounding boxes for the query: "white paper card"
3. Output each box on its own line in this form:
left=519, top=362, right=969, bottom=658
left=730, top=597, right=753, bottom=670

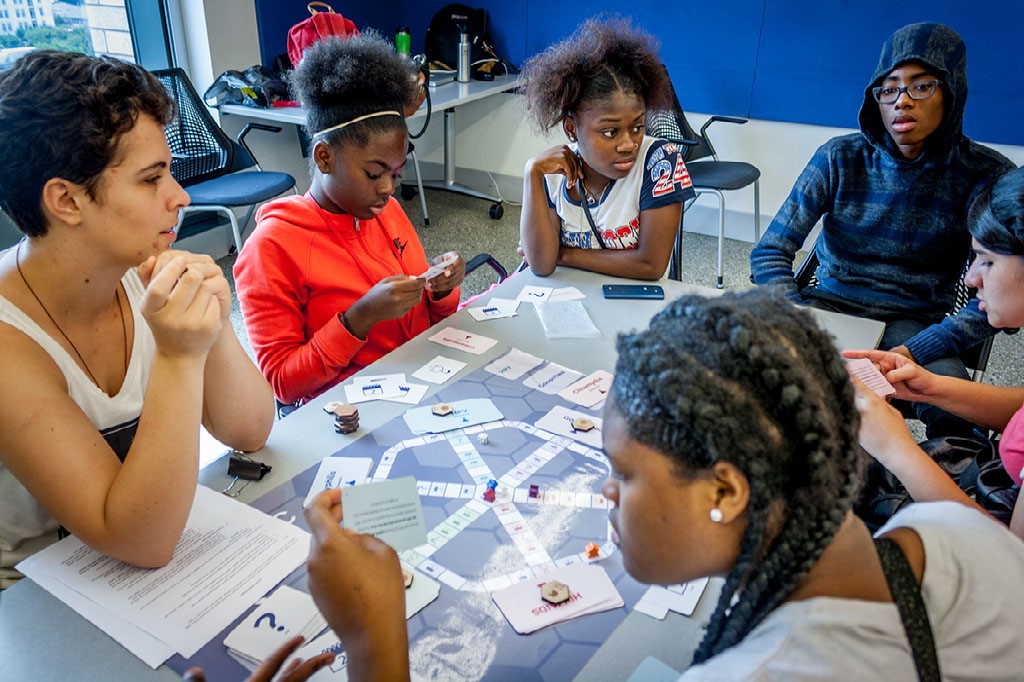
left=484, top=348, right=544, bottom=380
left=418, top=253, right=458, bottom=280
left=516, top=285, right=553, bottom=302
left=490, top=562, right=623, bottom=634
left=303, top=457, right=374, bottom=507
left=382, top=382, right=430, bottom=405
left=467, top=298, right=521, bottom=321
left=558, top=370, right=614, bottom=408
left=548, top=287, right=586, bottom=302
left=224, top=585, right=326, bottom=664
left=412, top=355, right=467, bottom=384
left=523, top=362, right=583, bottom=395
left=342, top=477, right=427, bottom=552
left=343, top=377, right=404, bottom=403
left=535, top=405, right=603, bottom=448
left=427, top=327, right=499, bottom=355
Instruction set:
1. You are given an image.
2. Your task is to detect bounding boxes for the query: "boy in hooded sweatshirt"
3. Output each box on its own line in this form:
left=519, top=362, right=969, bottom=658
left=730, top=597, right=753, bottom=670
left=750, top=22, right=1014, bottom=439
left=234, top=35, right=464, bottom=408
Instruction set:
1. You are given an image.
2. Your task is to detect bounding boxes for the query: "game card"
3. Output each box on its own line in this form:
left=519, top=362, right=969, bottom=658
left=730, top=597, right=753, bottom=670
left=418, top=253, right=458, bottom=281
left=516, top=285, right=553, bottom=302
left=383, top=382, right=430, bottom=405
left=403, top=398, right=504, bottom=434
left=224, top=586, right=327, bottom=665
left=845, top=358, right=896, bottom=398
left=485, top=347, right=544, bottom=380
left=548, top=287, right=586, bottom=302
left=343, top=375, right=405, bottom=403
left=558, top=370, right=614, bottom=408
left=303, top=457, right=373, bottom=508
left=490, top=562, right=623, bottom=634
left=535, top=405, right=602, bottom=448
left=341, top=477, right=427, bottom=552
left=523, top=362, right=583, bottom=395
left=467, top=298, right=520, bottom=321
left=412, top=355, right=467, bottom=384
left=428, top=327, right=499, bottom=355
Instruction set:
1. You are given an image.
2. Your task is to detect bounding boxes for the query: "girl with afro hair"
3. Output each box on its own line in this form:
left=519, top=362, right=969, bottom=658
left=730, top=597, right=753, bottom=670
left=235, top=32, right=465, bottom=409
left=519, top=18, right=694, bottom=280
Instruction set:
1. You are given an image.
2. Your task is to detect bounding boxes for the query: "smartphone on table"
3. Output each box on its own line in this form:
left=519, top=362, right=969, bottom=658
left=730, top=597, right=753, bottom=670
left=601, top=284, right=665, bottom=300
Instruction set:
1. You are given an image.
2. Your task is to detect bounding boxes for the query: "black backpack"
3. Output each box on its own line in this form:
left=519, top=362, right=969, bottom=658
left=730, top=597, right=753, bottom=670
left=424, top=3, right=497, bottom=72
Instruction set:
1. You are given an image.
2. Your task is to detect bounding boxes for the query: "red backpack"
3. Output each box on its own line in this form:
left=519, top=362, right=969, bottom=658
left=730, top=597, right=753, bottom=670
left=287, top=2, right=359, bottom=68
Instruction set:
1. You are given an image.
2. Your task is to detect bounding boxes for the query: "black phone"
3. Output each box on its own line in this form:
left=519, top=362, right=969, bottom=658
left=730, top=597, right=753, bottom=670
left=601, top=284, right=665, bottom=300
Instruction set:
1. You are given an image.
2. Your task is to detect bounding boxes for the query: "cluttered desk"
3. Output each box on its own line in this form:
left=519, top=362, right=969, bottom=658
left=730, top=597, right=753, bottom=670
left=0, top=269, right=884, bottom=681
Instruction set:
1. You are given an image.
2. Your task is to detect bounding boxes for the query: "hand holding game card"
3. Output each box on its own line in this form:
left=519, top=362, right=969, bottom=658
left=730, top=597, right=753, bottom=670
left=420, top=251, right=464, bottom=294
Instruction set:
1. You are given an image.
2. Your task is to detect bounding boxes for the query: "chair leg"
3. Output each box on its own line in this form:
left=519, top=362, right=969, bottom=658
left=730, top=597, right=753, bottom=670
left=668, top=208, right=684, bottom=281
left=711, top=189, right=726, bottom=289
left=753, top=179, right=761, bottom=243
left=177, top=205, right=244, bottom=253
left=409, top=149, right=429, bottom=228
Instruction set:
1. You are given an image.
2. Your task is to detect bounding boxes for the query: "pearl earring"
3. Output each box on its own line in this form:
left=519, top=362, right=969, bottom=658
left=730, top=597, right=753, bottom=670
left=709, top=508, right=724, bottom=523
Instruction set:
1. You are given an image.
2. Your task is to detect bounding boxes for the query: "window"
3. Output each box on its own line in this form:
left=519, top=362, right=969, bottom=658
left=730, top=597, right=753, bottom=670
left=0, top=0, right=172, bottom=71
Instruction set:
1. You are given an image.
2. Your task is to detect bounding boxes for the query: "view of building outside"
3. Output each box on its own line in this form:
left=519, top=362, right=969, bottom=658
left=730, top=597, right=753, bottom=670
left=0, top=0, right=135, bottom=70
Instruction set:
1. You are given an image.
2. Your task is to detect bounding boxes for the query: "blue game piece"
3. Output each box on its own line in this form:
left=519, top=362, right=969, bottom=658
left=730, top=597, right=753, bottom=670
left=486, top=479, right=498, bottom=490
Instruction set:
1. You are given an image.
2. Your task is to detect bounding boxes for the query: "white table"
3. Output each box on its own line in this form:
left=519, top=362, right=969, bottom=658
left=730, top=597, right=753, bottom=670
left=0, top=269, right=884, bottom=681
left=221, top=74, right=518, bottom=212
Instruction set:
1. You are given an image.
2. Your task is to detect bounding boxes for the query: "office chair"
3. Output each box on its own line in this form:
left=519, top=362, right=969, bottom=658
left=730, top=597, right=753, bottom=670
left=794, top=241, right=1004, bottom=381
left=153, top=68, right=296, bottom=252
left=646, top=67, right=761, bottom=288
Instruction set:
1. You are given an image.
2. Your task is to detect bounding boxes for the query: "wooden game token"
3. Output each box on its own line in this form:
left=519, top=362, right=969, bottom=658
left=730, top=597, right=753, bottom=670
left=540, top=580, right=570, bottom=605
left=571, top=417, right=595, bottom=432
left=331, top=404, right=359, bottom=419
left=402, top=568, right=414, bottom=589
left=334, top=423, right=358, bottom=435
left=431, top=403, right=453, bottom=416
left=322, top=401, right=344, bottom=413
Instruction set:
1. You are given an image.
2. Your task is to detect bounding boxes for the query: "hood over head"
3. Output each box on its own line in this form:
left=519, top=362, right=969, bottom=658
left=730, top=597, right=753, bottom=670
left=859, top=23, right=967, bottom=160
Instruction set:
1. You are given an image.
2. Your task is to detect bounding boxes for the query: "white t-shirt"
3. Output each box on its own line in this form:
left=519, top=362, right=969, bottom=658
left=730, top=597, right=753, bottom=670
left=0, top=268, right=153, bottom=588
left=682, top=502, right=1024, bottom=680
left=543, top=136, right=695, bottom=250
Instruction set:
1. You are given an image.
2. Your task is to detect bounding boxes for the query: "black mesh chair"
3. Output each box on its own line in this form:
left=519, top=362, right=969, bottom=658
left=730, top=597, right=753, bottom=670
left=794, top=241, right=1003, bottom=381
left=153, top=68, right=296, bottom=252
left=646, top=67, right=761, bottom=288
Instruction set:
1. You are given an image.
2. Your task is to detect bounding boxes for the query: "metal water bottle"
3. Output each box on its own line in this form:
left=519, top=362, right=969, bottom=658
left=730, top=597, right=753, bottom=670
left=457, top=30, right=471, bottom=82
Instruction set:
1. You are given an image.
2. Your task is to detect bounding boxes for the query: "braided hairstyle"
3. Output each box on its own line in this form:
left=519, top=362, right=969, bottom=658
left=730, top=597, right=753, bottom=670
left=611, top=288, right=866, bottom=662
left=0, top=50, right=173, bottom=237
left=520, top=16, right=670, bottom=132
left=290, top=31, right=418, bottom=152
left=969, top=167, right=1024, bottom=257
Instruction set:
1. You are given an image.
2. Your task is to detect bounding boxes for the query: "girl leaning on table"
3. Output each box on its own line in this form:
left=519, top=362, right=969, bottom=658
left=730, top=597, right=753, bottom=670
left=302, top=288, right=1024, bottom=680
left=850, top=166, right=1024, bottom=540
left=0, top=52, right=274, bottom=586
left=518, top=17, right=694, bottom=280
left=233, top=32, right=465, bottom=411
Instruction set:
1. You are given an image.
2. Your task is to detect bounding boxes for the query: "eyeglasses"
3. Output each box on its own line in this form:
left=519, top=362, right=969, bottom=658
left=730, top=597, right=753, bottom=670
left=871, top=79, right=942, bottom=105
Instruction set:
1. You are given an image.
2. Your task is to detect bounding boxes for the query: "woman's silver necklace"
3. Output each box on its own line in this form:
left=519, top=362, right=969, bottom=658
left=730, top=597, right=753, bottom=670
left=15, top=240, right=127, bottom=389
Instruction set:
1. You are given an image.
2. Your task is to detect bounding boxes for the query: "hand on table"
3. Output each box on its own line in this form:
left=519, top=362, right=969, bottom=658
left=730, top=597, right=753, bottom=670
left=842, top=349, right=940, bottom=403
left=181, top=635, right=334, bottom=682
left=345, top=276, right=426, bottom=339
left=425, top=251, right=465, bottom=296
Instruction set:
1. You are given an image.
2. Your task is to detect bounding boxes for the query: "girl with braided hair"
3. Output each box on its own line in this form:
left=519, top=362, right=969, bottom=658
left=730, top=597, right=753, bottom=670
left=298, top=288, right=1024, bottom=679
left=518, top=18, right=694, bottom=280
left=604, top=288, right=1024, bottom=677
left=235, top=32, right=465, bottom=409
left=850, top=166, right=1024, bottom=540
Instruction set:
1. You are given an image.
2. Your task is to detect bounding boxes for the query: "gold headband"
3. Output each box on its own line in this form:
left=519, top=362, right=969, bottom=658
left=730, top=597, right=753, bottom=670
left=313, top=110, right=403, bottom=138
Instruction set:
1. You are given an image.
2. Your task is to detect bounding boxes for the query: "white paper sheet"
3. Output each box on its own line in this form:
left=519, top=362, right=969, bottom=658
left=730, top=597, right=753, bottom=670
left=18, top=486, right=309, bottom=659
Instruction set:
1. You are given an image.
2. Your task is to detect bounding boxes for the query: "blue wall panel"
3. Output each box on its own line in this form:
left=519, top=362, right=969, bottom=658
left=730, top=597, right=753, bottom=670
left=252, top=1, right=1024, bottom=145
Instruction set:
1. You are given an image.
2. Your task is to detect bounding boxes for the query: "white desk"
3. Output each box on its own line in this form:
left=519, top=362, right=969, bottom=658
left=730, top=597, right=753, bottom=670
left=0, top=270, right=884, bottom=681
left=221, top=75, right=518, bottom=211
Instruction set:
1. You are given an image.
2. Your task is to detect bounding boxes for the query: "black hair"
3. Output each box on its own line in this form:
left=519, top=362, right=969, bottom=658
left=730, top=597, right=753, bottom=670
left=968, top=168, right=1024, bottom=257
left=290, top=31, right=418, bottom=151
left=611, top=288, right=865, bottom=662
left=0, top=50, right=173, bottom=238
left=520, top=16, right=671, bottom=132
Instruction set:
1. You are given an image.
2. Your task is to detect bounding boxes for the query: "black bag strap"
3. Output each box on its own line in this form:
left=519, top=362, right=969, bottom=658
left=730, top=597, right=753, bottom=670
left=874, top=537, right=941, bottom=682
left=576, top=180, right=608, bottom=249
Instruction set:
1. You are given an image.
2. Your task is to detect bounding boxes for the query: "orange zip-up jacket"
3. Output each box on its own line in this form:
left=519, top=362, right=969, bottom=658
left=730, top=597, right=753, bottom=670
left=234, top=193, right=458, bottom=405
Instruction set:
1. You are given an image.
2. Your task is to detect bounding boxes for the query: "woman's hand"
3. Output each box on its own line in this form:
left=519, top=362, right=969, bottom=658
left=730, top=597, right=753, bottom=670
left=141, top=256, right=222, bottom=359
left=425, top=251, right=465, bottom=297
left=303, top=489, right=410, bottom=681
left=851, top=377, right=918, bottom=466
left=182, top=635, right=334, bottom=682
left=140, top=250, right=232, bottom=326
left=842, top=349, right=940, bottom=403
left=525, top=145, right=584, bottom=190
left=345, top=276, right=426, bottom=339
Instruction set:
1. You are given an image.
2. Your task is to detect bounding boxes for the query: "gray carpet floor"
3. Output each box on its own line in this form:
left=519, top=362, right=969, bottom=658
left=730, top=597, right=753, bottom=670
left=219, top=186, right=1024, bottom=393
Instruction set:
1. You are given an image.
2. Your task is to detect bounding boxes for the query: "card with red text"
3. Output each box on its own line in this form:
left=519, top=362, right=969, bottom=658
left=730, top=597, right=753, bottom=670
left=557, top=370, right=613, bottom=408
left=490, top=563, right=623, bottom=634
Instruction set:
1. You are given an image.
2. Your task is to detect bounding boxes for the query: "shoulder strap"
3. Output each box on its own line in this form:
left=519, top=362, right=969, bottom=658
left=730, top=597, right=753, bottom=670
left=874, top=537, right=941, bottom=682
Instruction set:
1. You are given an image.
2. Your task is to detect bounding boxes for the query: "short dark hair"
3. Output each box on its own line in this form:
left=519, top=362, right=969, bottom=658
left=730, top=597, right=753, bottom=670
left=611, top=288, right=865, bottom=662
left=290, top=31, right=418, bottom=152
left=0, top=50, right=173, bottom=237
left=969, top=168, right=1024, bottom=257
left=520, top=17, right=670, bottom=132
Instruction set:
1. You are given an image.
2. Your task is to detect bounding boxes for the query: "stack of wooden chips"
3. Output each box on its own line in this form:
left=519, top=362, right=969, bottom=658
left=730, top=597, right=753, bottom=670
left=331, top=404, right=359, bottom=434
